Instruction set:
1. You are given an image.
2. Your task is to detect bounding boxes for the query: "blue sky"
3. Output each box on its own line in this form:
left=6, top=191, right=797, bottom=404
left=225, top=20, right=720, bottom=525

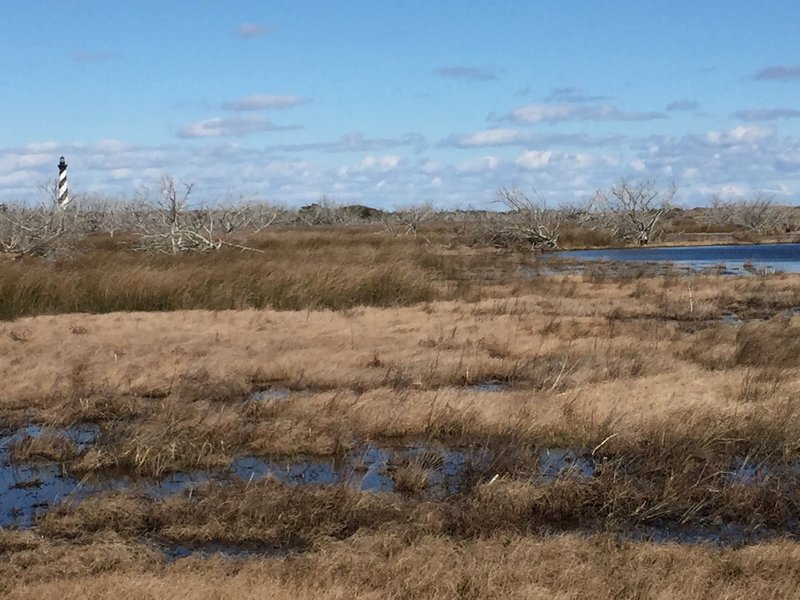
left=1, top=1, right=799, bottom=208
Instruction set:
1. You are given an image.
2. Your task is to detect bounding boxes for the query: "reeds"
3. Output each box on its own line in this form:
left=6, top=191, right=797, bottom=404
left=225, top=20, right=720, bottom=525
left=8, top=430, right=79, bottom=463
left=0, top=231, right=457, bottom=320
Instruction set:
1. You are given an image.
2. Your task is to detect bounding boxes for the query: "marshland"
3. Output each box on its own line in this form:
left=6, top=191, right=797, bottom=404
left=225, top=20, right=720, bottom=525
left=2, top=188, right=800, bottom=598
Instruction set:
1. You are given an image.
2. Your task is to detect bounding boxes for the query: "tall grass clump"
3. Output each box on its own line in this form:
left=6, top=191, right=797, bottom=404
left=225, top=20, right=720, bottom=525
left=0, top=231, right=453, bottom=319
left=734, top=319, right=800, bottom=368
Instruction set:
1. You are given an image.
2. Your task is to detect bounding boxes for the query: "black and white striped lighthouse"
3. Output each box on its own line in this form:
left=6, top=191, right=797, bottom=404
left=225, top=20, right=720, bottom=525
left=57, top=156, right=70, bottom=208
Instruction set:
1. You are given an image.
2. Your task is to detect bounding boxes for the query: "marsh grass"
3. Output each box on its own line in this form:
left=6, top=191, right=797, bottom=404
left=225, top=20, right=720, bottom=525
left=737, top=368, right=787, bottom=403
left=734, top=319, right=800, bottom=368
left=74, top=398, right=247, bottom=477
left=0, top=231, right=464, bottom=319
left=0, top=530, right=162, bottom=597
left=388, top=449, right=444, bottom=495
left=5, top=229, right=800, bottom=597
left=36, top=433, right=800, bottom=550
left=8, top=531, right=800, bottom=599
left=38, top=480, right=417, bottom=549
left=8, top=431, right=79, bottom=464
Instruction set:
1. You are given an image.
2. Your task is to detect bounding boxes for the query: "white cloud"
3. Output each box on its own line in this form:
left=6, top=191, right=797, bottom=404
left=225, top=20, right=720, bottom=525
left=629, top=159, right=646, bottom=172
left=3, top=121, right=800, bottom=209
left=510, top=104, right=576, bottom=123
left=338, top=155, right=401, bottom=177
left=109, top=168, right=133, bottom=179
left=683, top=167, right=699, bottom=178
left=177, top=116, right=298, bottom=138
left=0, top=170, right=39, bottom=187
left=360, top=155, right=399, bottom=171
left=515, top=150, right=552, bottom=169
left=23, top=141, right=60, bottom=153
left=421, top=160, right=443, bottom=174
left=223, top=95, right=310, bottom=111
left=705, top=125, right=776, bottom=146
left=698, top=184, right=750, bottom=197
left=455, top=156, right=500, bottom=174
left=441, top=129, right=629, bottom=149
left=573, top=153, right=616, bottom=168
left=509, top=102, right=666, bottom=124
left=0, top=153, right=52, bottom=171
left=268, top=132, right=427, bottom=154
left=454, top=129, right=525, bottom=147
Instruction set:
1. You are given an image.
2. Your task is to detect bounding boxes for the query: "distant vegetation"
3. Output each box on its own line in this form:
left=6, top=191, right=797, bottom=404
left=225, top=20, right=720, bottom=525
left=1, top=176, right=797, bottom=260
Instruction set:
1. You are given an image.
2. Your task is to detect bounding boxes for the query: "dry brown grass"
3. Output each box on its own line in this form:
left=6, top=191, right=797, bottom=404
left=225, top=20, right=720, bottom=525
left=4, top=264, right=800, bottom=597
left=0, top=228, right=552, bottom=321
left=0, top=230, right=464, bottom=320
left=5, top=530, right=800, bottom=599
left=8, top=429, right=79, bottom=463
left=735, top=319, right=800, bottom=368
left=29, top=398, right=800, bottom=541
left=0, top=275, right=739, bottom=399
left=2, top=273, right=800, bottom=473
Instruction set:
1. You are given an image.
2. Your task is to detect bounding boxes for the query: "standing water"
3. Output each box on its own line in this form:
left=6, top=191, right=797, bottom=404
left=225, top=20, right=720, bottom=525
left=548, top=243, right=800, bottom=274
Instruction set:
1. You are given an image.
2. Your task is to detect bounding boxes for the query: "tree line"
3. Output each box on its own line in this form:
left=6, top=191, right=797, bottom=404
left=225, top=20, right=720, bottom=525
left=0, top=176, right=795, bottom=258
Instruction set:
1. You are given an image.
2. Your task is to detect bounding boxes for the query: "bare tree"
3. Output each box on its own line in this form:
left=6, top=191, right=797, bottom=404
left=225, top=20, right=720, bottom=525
left=775, top=205, right=798, bottom=233
left=129, top=176, right=264, bottom=254
left=491, top=187, right=561, bottom=249
left=128, top=176, right=199, bottom=253
left=595, top=178, right=675, bottom=245
left=702, top=194, right=735, bottom=230
left=72, top=194, right=128, bottom=237
left=559, top=199, right=594, bottom=226
left=248, top=202, right=288, bottom=232
left=218, top=202, right=254, bottom=234
left=731, top=193, right=780, bottom=234
left=705, top=192, right=793, bottom=234
left=0, top=201, right=76, bottom=258
left=558, top=197, right=615, bottom=233
left=380, top=203, right=435, bottom=242
left=210, top=195, right=288, bottom=234
left=297, top=197, right=348, bottom=226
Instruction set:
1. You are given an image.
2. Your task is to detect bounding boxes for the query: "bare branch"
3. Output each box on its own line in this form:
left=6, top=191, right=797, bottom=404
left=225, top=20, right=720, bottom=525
left=595, top=178, right=675, bottom=245
left=490, top=187, right=561, bottom=250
